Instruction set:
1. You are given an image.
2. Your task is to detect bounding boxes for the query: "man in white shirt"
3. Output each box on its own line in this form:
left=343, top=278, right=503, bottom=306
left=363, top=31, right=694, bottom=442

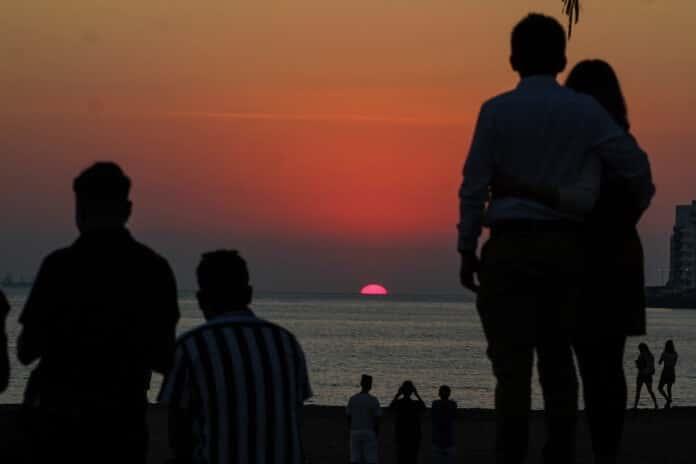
left=347, top=375, right=382, bottom=464
left=458, top=13, right=654, bottom=464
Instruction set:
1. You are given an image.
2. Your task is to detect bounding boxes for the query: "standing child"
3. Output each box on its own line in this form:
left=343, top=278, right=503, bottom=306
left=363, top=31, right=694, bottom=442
left=431, top=385, right=457, bottom=464
left=347, top=374, right=382, bottom=464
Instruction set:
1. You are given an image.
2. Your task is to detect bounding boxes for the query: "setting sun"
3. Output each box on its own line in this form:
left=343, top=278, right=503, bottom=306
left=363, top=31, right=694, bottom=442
left=360, top=284, right=388, bottom=296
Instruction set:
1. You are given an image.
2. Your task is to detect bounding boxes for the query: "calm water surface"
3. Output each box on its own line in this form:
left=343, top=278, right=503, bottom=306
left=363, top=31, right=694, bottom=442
left=2, top=290, right=695, bottom=408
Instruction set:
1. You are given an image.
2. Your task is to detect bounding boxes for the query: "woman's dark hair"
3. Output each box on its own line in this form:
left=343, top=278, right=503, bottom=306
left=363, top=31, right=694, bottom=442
left=565, top=59, right=630, bottom=131
left=665, top=340, right=676, bottom=354
left=638, top=342, right=649, bottom=353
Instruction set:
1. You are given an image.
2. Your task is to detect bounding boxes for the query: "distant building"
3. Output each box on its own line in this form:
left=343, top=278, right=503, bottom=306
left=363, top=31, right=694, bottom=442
left=668, top=201, right=696, bottom=289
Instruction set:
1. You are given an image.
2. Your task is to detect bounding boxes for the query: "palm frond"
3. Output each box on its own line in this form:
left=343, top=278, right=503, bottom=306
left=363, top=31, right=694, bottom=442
left=562, top=0, right=580, bottom=38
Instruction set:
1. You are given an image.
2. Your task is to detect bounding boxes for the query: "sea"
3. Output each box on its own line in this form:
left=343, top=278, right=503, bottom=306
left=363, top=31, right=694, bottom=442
left=2, top=289, right=695, bottom=409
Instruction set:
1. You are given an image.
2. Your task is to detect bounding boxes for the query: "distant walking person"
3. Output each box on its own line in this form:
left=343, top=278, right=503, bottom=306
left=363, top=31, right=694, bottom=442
left=633, top=343, right=658, bottom=409
left=390, top=381, right=426, bottom=464
left=458, top=13, right=654, bottom=464
left=658, top=340, right=678, bottom=408
left=347, top=374, right=382, bottom=464
left=159, top=250, right=312, bottom=464
left=492, top=59, right=654, bottom=464
left=431, top=385, right=457, bottom=464
left=17, top=162, right=180, bottom=464
left=0, top=290, right=9, bottom=393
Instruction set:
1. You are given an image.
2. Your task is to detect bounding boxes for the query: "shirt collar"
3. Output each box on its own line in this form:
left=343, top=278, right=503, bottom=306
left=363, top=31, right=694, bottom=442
left=516, top=75, right=560, bottom=91
left=208, top=308, right=259, bottom=323
left=75, top=227, right=132, bottom=245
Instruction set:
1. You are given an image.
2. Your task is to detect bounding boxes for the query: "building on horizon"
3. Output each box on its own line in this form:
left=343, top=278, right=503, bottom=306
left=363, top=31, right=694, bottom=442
left=667, top=201, right=696, bottom=289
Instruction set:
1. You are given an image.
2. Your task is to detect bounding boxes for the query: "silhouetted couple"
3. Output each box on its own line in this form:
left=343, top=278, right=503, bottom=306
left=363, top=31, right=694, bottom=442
left=458, top=13, right=654, bottom=464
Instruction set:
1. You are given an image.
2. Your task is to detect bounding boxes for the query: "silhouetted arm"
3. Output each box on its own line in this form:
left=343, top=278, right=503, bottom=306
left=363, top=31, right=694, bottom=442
left=17, top=256, right=56, bottom=365
left=593, top=134, right=655, bottom=213
left=158, top=343, right=193, bottom=462
left=413, top=389, right=427, bottom=410
left=458, top=101, right=496, bottom=254
left=149, top=259, right=180, bottom=375
left=390, top=391, right=403, bottom=408
left=491, top=154, right=601, bottom=217
left=0, top=291, right=9, bottom=393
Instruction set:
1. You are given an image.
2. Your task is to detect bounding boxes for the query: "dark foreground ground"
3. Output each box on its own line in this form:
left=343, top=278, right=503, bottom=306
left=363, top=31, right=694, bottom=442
left=1, top=404, right=693, bottom=463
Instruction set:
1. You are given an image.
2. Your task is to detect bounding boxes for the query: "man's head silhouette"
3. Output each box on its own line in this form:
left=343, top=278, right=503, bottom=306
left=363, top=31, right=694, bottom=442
left=73, top=162, right=132, bottom=233
left=510, top=13, right=567, bottom=78
left=438, top=385, right=451, bottom=400
left=360, top=374, right=373, bottom=392
left=196, top=250, right=253, bottom=319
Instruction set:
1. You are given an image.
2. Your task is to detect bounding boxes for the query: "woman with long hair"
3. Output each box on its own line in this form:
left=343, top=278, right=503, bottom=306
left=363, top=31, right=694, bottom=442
left=492, top=59, right=654, bottom=463
left=634, top=342, right=659, bottom=409
left=658, top=340, right=678, bottom=408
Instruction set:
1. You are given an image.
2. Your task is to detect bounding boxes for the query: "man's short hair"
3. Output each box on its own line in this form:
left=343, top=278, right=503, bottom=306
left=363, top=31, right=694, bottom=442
left=197, top=250, right=250, bottom=303
left=73, top=162, right=131, bottom=204
left=511, top=13, right=566, bottom=76
left=361, top=374, right=373, bottom=388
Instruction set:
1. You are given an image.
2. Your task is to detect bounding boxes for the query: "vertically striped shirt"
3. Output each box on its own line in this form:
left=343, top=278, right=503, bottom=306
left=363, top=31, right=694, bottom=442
left=159, top=309, right=312, bottom=464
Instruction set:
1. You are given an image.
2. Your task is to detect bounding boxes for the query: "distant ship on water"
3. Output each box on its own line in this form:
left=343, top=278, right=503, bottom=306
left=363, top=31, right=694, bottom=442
left=1, top=273, right=33, bottom=289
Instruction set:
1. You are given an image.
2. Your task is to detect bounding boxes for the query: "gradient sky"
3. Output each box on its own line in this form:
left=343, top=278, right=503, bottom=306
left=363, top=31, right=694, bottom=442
left=1, top=0, right=695, bottom=293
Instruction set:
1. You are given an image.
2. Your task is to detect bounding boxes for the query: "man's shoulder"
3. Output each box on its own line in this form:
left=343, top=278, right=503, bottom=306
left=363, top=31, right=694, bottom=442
left=480, top=89, right=517, bottom=112
left=126, top=238, right=172, bottom=269
left=38, top=246, right=76, bottom=270
left=174, top=316, right=299, bottom=349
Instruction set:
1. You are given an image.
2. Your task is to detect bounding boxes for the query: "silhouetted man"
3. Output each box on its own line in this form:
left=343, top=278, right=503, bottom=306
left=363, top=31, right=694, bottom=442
left=347, top=374, right=382, bottom=464
left=458, top=14, right=654, bottom=464
left=17, top=162, right=180, bottom=464
left=431, top=385, right=457, bottom=464
left=159, top=250, right=312, bottom=464
left=0, top=290, right=9, bottom=393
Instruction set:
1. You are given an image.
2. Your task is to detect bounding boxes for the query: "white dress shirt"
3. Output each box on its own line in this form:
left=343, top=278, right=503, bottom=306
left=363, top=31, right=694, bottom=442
left=457, top=75, right=654, bottom=252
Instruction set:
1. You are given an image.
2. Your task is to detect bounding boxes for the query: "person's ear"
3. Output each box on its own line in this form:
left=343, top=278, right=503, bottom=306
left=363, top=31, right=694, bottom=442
left=510, top=54, right=519, bottom=72
left=557, top=55, right=567, bottom=74
left=124, top=200, right=133, bottom=223
left=246, top=285, right=253, bottom=305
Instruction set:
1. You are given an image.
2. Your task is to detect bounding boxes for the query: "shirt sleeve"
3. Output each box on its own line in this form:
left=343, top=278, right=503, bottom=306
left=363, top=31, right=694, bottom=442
left=556, top=154, right=602, bottom=215
left=374, top=398, right=382, bottom=417
left=0, top=291, right=8, bottom=318
left=346, top=398, right=352, bottom=416
left=293, top=339, right=313, bottom=403
left=148, top=258, right=181, bottom=375
left=17, top=254, right=58, bottom=364
left=458, top=101, right=496, bottom=252
left=592, top=134, right=655, bottom=212
left=158, top=341, right=192, bottom=410
left=0, top=291, right=8, bottom=392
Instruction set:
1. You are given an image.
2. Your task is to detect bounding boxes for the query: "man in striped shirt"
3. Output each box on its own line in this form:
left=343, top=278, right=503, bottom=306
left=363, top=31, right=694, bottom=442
left=159, top=250, right=312, bottom=464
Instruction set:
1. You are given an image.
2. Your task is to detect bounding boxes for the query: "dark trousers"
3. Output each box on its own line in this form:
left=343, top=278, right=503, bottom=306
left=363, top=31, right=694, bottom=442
left=395, top=436, right=421, bottom=464
left=477, top=228, right=585, bottom=464
left=574, top=336, right=627, bottom=464
left=25, top=406, right=148, bottom=464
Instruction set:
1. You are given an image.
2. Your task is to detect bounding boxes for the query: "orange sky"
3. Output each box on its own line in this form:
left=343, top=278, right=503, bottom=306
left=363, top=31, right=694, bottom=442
left=1, top=1, right=695, bottom=291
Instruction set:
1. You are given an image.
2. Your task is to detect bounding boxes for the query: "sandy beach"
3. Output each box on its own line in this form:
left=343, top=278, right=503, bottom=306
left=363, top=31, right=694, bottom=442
left=1, top=404, right=693, bottom=463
